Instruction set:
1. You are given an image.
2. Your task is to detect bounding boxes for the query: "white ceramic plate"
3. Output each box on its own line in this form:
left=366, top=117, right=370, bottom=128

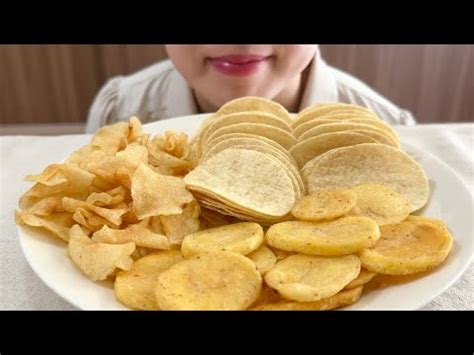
left=18, top=114, right=473, bottom=310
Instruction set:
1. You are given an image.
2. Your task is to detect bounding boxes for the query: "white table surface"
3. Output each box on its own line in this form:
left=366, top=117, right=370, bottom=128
left=1, top=123, right=473, bottom=310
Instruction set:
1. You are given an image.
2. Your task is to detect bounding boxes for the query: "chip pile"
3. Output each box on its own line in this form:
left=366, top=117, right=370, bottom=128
left=16, top=97, right=453, bottom=310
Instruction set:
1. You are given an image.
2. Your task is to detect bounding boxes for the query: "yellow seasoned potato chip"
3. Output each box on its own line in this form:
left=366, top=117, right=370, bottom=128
left=62, top=197, right=128, bottom=227
left=291, top=189, right=357, bottom=221
left=253, top=285, right=363, bottom=310
left=264, top=254, right=361, bottom=302
left=151, top=131, right=190, bottom=160
left=25, top=195, right=65, bottom=216
left=91, top=224, right=170, bottom=250
left=159, top=200, right=200, bottom=247
left=181, top=222, right=264, bottom=257
left=72, top=207, right=116, bottom=232
left=344, top=269, right=377, bottom=290
left=115, top=251, right=184, bottom=310
left=347, top=184, right=411, bottom=225
left=251, top=283, right=283, bottom=308
left=15, top=210, right=74, bottom=241
left=155, top=251, right=262, bottom=310
left=247, top=245, right=277, bottom=276
left=404, top=215, right=448, bottom=231
left=90, top=121, right=129, bottom=154
left=360, top=221, right=453, bottom=275
left=266, top=217, right=380, bottom=256
left=131, top=163, right=194, bottom=219
left=25, top=164, right=67, bottom=186
left=147, top=148, right=192, bottom=176
left=68, top=224, right=136, bottom=281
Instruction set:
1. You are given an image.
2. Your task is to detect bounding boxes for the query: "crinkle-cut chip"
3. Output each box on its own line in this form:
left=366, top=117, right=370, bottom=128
left=199, top=207, right=233, bottom=229
left=25, top=164, right=67, bottom=186
left=264, top=254, right=361, bottom=302
left=291, top=189, right=357, bottom=221
left=215, top=96, right=292, bottom=125
left=115, top=251, right=184, bottom=310
left=68, top=224, right=135, bottom=281
left=155, top=251, right=262, bottom=310
left=92, top=224, right=170, bottom=250
left=147, top=146, right=192, bottom=176
left=131, top=163, right=193, bottom=219
left=26, top=195, right=65, bottom=216
left=152, top=131, right=190, bottom=160
left=359, top=221, right=453, bottom=275
left=347, top=184, right=411, bottom=226
left=251, top=283, right=283, bottom=308
left=72, top=208, right=116, bottom=232
left=266, top=217, right=380, bottom=256
left=344, top=269, right=377, bottom=290
left=252, top=285, right=363, bottom=310
left=181, top=222, right=264, bottom=257
left=247, top=245, right=277, bottom=275
left=159, top=200, right=200, bottom=247
left=15, top=210, right=74, bottom=241
left=90, top=121, right=129, bottom=154
left=184, top=149, right=295, bottom=218
left=206, top=123, right=297, bottom=151
left=307, top=143, right=429, bottom=212
left=290, top=132, right=378, bottom=168
left=62, top=197, right=128, bottom=227
left=292, top=103, right=373, bottom=128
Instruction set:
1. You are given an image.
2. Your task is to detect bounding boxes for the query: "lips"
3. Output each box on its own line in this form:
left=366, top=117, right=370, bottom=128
left=208, top=54, right=269, bottom=76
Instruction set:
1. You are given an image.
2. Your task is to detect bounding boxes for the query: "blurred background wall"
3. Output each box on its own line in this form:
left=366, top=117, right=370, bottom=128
left=1, top=45, right=473, bottom=134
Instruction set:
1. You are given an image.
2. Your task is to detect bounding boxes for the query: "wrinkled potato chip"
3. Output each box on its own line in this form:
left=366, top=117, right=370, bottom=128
left=25, top=164, right=67, bottom=186
left=115, top=251, right=184, bottom=310
left=265, top=254, right=361, bottom=302
left=266, top=217, right=380, bottom=256
left=155, top=251, right=262, bottom=310
left=291, top=189, right=357, bottom=221
left=72, top=207, right=116, bottom=232
left=152, top=131, right=190, bottom=160
left=92, top=224, right=170, bottom=250
left=62, top=197, right=128, bottom=227
left=86, top=191, right=124, bottom=207
left=25, top=195, right=65, bottom=216
left=68, top=224, right=136, bottom=281
left=360, top=221, right=453, bottom=275
left=159, top=200, right=200, bottom=247
left=15, top=210, right=74, bottom=241
left=90, top=121, right=129, bottom=154
left=253, top=285, right=363, bottom=310
left=131, top=163, right=194, bottom=219
left=247, top=245, right=277, bottom=276
left=347, top=184, right=411, bottom=225
left=181, top=222, right=264, bottom=257
left=344, top=269, right=377, bottom=290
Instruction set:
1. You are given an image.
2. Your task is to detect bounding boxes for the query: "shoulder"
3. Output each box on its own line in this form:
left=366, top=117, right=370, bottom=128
left=329, top=65, right=416, bottom=125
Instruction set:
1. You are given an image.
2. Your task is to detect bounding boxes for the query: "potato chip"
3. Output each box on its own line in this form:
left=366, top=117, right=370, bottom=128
left=181, top=222, right=264, bottom=257
left=247, top=245, right=277, bottom=275
left=347, top=184, right=411, bottom=225
left=291, top=189, right=357, bottom=221
left=92, top=224, right=170, bottom=250
left=15, top=210, right=74, bottom=241
left=215, top=96, right=292, bottom=125
left=184, top=149, right=296, bottom=218
left=253, top=285, right=363, bottom=310
left=301, top=155, right=326, bottom=181
left=25, top=164, right=68, bottom=186
left=199, top=207, right=234, bottom=229
left=86, top=191, right=124, bottom=207
left=90, top=121, right=129, bottom=154
left=360, top=221, right=453, bottom=275
left=127, top=116, right=143, bottom=142
left=206, top=123, right=297, bottom=151
left=405, top=215, right=448, bottom=231
left=307, top=143, right=429, bottom=212
left=62, top=197, right=128, bottom=227
left=344, top=269, right=377, bottom=290
left=73, top=207, right=116, bottom=232
left=266, top=217, right=380, bottom=256
left=264, top=254, right=361, bottom=302
left=131, top=163, right=194, bottom=219
left=292, top=103, right=373, bottom=128
left=151, top=130, right=190, bottom=160
left=26, top=195, right=65, bottom=216
left=68, top=224, right=136, bottom=281
left=114, top=251, right=184, bottom=310
left=251, top=283, right=283, bottom=307
left=146, top=145, right=192, bottom=176
left=155, top=251, right=262, bottom=310
left=290, top=132, right=378, bottom=168
left=159, top=199, right=201, bottom=247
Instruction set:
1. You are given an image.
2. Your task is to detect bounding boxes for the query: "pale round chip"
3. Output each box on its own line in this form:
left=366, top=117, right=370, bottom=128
left=253, top=285, right=363, bottom=310
left=343, top=269, right=377, bottom=290
left=290, top=132, right=378, bottom=168
left=291, top=189, right=357, bottom=221
left=181, top=222, right=264, bottom=257
left=215, top=96, right=292, bottom=125
left=114, top=251, right=184, bottom=310
left=307, top=143, right=429, bottom=212
left=206, top=123, right=297, bottom=151
left=360, top=221, right=453, bottom=275
left=301, top=155, right=326, bottom=180
left=266, top=217, right=380, bottom=256
left=347, top=184, right=412, bottom=225
left=184, top=149, right=296, bottom=217
left=247, top=245, right=277, bottom=276
left=264, top=254, right=361, bottom=302
left=155, top=251, right=262, bottom=310
left=292, top=103, right=373, bottom=128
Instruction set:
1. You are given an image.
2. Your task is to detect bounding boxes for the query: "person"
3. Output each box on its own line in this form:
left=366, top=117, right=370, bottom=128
left=86, top=45, right=416, bottom=133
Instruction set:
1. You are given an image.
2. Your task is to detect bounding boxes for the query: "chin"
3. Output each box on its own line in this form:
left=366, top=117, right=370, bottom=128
left=212, top=87, right=269, bottom=107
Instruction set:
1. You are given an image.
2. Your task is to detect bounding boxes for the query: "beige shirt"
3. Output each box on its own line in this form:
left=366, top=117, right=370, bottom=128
left=86, top=49, right=416, bottom=133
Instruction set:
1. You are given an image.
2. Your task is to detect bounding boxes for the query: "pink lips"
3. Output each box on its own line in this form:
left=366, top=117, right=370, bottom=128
left=208, top=54, right=269, bottom=76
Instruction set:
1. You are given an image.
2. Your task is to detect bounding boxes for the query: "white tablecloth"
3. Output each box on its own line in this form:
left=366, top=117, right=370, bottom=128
left=1, top=123, right=473, bottom=310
